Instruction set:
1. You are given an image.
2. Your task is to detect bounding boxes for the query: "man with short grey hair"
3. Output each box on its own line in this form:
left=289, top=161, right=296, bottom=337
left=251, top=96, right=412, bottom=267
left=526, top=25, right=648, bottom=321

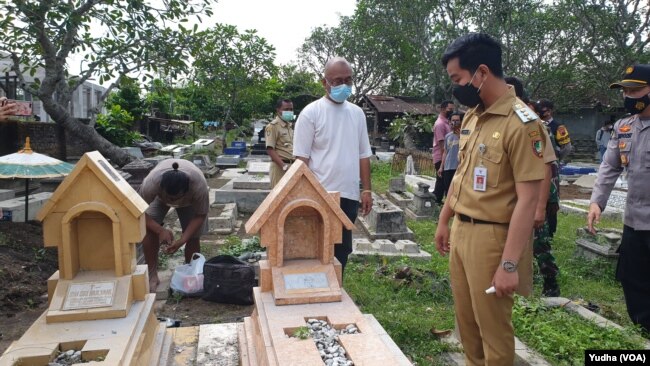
left=293, top=57, right=373, bottom=271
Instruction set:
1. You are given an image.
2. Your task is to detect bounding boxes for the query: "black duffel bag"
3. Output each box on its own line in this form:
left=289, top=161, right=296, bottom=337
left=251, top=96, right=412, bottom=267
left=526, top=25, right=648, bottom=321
left=202, top=255, right=256, bottom=305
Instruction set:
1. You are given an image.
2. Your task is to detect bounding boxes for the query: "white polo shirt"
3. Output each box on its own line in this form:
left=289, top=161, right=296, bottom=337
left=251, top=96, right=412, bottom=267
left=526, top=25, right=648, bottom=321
left=293, top=97, right=373, bottom=201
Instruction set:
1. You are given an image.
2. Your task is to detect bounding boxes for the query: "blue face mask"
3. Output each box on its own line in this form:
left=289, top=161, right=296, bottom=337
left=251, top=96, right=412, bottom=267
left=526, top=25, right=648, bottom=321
left=281, top=111, right=294, bottom=122
left=328, top=83, right=352, bottom=103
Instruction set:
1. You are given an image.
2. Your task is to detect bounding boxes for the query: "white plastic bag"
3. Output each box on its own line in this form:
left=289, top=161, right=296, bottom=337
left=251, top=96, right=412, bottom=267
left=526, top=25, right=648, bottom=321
left=170, top=253, right=206, bottom=295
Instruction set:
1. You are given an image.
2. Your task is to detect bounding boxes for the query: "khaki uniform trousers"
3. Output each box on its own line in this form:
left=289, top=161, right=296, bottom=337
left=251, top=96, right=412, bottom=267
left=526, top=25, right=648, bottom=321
left=269, top=162, right=287, bottom=188
left=450, top=218, right=515, bottom=366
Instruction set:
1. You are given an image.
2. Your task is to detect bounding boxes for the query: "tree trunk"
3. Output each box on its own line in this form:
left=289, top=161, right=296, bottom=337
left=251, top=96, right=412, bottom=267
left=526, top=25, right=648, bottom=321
left=403, top=129, right=418, bottom=150
left=40, top=96, right=134, bottom=167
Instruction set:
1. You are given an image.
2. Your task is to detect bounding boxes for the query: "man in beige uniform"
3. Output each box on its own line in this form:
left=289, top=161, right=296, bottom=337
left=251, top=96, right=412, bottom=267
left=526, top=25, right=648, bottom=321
left=435, top=34, right=546, bottom=365
left=266, top=98, right=295, bottom=187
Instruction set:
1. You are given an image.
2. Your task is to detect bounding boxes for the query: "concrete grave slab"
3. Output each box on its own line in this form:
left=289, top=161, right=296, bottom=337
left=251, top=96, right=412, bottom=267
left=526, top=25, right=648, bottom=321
left=405, top=182, right=439, bottom=221
left=121, top=146, right=144, bottom=159
left=216, top=155, right=241, bottom=168
left=246, top=161, right=271, bottom=175
left=0, top=192, right=52, bottom=222
left=0, top=188, right=15, bottom=201
left=573, top=174, right=597, bottom=189
left=232, top=174, right=271, bottom=190
left=197, top=323, right=239, bottom=366
left=214, top=181, right=270, bottom=214
left=405, top=174, right=436, bottom=193
left=358, top=193, right=414, bottom=241
left=351, top=239, right=432, bottom=261
left=143, top=155, right=172, bottom=167
left=208, top=203, right=238, bottom=234
left=386, top=191, right=414, bottom=209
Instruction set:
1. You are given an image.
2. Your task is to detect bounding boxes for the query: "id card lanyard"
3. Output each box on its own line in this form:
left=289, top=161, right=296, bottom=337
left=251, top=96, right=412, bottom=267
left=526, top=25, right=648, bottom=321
left=473, top=143, right=487, bottom=191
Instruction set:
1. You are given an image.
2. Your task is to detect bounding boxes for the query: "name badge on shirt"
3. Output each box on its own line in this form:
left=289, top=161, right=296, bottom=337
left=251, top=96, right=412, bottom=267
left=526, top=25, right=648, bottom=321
left=474, top=167, right=487, bottom=191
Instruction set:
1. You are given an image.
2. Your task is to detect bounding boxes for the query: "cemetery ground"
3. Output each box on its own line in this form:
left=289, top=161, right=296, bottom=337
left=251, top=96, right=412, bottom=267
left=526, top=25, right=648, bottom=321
left=0, top=162, right=646, bottom=365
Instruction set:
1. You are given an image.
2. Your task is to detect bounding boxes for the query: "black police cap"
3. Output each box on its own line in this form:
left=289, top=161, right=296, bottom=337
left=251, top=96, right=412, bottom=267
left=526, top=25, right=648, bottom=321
left=610, top=64, right=650, bottom=89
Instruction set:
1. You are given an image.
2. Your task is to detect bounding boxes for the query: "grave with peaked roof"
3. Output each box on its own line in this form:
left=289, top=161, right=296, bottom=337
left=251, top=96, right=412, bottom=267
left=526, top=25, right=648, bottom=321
left=238, top=160, right=411, bottom=366
left=0, top=151, right=168, bottom=366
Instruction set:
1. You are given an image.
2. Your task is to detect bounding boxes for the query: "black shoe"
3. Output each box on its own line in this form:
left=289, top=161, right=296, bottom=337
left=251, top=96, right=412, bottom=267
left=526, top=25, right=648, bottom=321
left=542, top=280, right=560, bottom=297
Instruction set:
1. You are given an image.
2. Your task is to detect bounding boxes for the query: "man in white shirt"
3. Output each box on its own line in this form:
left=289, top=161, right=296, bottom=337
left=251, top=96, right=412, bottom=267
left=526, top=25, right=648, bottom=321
left=293, top=57, right=373, bottom=271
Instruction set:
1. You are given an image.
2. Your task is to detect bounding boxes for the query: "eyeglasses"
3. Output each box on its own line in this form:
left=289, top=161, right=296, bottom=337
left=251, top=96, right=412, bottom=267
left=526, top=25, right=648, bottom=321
left=326, top=77, right=353, bottom=87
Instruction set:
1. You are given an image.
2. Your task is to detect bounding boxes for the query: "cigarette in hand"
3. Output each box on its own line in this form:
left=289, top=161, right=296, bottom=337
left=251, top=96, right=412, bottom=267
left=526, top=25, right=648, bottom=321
left=485, top=286, right=496, bottom=294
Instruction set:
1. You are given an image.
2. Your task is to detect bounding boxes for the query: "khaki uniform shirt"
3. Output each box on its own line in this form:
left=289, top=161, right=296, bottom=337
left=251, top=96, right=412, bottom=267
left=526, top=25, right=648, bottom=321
left=591, top=115, right=650, bottom=230
left=265, top=117, right=294, bottom=161
left=448, top=87, right=547, bottom=223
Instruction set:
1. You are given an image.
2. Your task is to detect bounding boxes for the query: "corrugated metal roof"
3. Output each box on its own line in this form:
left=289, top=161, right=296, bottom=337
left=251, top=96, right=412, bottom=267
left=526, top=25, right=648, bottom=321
left=365, top=95, right=435, bottom=115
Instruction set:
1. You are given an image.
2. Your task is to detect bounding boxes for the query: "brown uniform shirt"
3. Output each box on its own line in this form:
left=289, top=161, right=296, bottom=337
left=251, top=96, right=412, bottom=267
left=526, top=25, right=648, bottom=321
left=448, top=87, right=546, bottom=223
left=265, top=117, right=294, bottom=160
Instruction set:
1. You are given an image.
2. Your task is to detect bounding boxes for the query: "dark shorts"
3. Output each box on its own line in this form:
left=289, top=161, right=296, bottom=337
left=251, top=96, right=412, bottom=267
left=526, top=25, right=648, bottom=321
left=147, top=197, right=208, bottom=239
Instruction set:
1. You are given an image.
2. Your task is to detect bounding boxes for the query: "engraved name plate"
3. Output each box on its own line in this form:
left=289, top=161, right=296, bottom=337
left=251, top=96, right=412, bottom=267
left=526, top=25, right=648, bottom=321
left=283, top=272, right=329, bottom=290
left=62, top=281, right=116, bottom=310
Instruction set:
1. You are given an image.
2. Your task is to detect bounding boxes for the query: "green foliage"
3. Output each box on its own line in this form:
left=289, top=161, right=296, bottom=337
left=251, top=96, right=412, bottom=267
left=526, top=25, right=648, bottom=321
left=107, top=76, right=146, bottom=122
left=293, top=326, right=311, bottom=340
left=95, top=105, right=140, bottom=147
left=370, top=161, right=401, bottom=194
left=0, top=0, right=215, bottom=165
left=299, top=0, right=650, bottom=110
left=388, top=114, right=435, bottom=149
left=513, top=296, right=644, bottom=365
left=219, top=236, right=265, bottom=257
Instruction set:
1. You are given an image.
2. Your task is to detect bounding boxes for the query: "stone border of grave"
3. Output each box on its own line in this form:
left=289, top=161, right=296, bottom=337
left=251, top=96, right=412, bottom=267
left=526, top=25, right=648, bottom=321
left=440, top=332, right=551, bottom=366
left=351, top=239, right=432, bottom=262
left=542, top=297, right=650, bottom=350
left=559, top=200, right=623, bottom=221
left=208, top=203, right=238, bottom=234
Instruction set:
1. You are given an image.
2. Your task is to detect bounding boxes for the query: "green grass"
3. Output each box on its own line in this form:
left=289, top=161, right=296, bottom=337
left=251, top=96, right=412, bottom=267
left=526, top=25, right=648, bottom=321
left=345, top=178, right=642, bottom=365
left=513, top=296, right=644, bottom=365
left=344, top=259, right=456, bottom=365
left=371, top=161, right=402, bottom=194
left=546, top=212, right=630, bottom=327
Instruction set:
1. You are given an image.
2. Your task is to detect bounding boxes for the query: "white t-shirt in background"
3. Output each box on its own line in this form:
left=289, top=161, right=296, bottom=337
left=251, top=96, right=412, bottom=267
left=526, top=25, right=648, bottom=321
left=293, top=97, right=373, bottom=201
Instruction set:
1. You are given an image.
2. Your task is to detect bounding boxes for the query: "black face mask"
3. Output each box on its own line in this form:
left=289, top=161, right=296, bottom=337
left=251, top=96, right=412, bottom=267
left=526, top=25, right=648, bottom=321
left=445, top=111, right=453, bottom=119
left=452, top=71, right=484, bottom=108
left=624, top=94, right=650, bottom=115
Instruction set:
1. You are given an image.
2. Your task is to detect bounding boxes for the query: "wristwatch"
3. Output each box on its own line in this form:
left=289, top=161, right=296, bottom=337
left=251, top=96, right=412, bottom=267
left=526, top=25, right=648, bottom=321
left=501, top=260, right=518, bottom=273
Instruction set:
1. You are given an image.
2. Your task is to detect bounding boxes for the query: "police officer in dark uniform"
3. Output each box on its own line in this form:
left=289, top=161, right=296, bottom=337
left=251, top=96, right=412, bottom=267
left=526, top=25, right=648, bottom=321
left=588, top=64, right=650, bottom=335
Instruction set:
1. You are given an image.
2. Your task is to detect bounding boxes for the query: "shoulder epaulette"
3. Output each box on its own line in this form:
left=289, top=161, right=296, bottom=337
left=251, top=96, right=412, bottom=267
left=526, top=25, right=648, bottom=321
left=513, top=102, right=538, bottom=124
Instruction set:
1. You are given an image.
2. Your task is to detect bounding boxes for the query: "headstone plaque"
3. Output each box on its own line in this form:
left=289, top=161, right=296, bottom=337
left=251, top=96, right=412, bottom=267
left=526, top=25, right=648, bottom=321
left=284, top=272, right=329, bottom=291
left=62, top=281, right=117, bottom=310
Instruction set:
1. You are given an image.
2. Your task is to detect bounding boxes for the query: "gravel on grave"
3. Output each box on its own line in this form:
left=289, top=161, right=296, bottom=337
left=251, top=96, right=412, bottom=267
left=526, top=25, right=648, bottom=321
left=48, top=350, right=89, bottom=365
left=291, top=318, right=359, bottom=366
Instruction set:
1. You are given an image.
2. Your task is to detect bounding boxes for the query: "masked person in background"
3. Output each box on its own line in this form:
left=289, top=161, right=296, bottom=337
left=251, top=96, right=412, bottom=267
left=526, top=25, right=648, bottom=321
left=589, top=64, right=650, bottom=335
left=293, top=56, right=373, bottom=273
left=536, top=98, right=572, bottom=163
left=266, top=98, right=295, bottom=188
left=438, top=112, right=462, bottom=196
left=433, top=100, right=455, bottom=203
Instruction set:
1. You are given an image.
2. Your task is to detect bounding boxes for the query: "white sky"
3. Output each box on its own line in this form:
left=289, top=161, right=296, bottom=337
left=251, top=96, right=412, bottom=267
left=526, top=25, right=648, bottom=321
left=208, top=0, right=356, bottom=64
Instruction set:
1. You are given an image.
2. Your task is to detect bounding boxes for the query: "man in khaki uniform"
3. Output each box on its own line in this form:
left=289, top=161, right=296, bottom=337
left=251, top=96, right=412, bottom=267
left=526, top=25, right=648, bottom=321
left=435, top=34, right=546, bottom=365
left=266, top=98, right=295, bottom=187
